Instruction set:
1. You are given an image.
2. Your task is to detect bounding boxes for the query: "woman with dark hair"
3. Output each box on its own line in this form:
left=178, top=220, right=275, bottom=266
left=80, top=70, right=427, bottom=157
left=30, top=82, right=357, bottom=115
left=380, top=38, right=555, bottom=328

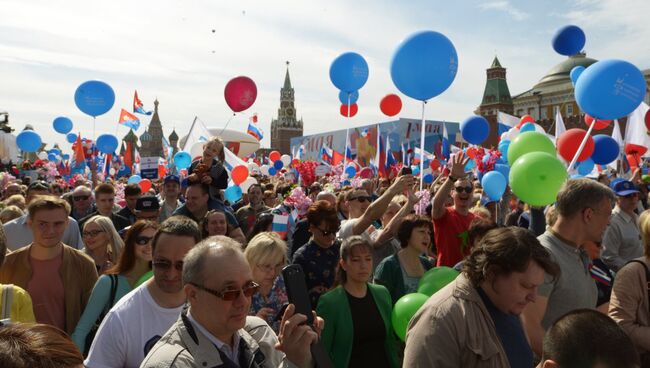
left=374, top=214, right=434, bottom=304
left=248, top=212, right=274, bottom=242
left=0, top=323, right=84, bottom=368
left=200, top=209, right=228, bottom=239
left=72, top=220, right=158, bottom=354
left=404, top=226, right=560, bottom=367
left=317, top=236, right=398, bottom=368
left=292, top=200, right=341, bottom=307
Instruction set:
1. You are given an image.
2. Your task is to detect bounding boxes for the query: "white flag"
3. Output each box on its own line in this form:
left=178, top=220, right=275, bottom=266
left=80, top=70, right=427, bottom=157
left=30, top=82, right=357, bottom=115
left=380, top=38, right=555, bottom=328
left=608, top=119, right=624, bottom=171
left=497, top=111, right=520, bottom=128
left=624, top=101, right=650, bottom=154
left=182, top=117, right=211, bottom=151
left=554, top=107, right=566, bottom=144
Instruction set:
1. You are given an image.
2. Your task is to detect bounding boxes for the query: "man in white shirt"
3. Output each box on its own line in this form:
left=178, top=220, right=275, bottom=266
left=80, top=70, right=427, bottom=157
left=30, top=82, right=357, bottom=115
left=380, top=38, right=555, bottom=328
left=141, top=236, right=321, bottom=367
left=3, top=181, right=84, bottom=251
left=85, top=216, right=202, bottom=368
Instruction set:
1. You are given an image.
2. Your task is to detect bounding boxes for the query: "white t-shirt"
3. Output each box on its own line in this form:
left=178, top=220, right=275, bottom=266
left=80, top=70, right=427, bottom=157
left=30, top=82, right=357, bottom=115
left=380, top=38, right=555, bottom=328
left=84, top=283, right=183, bottom=368
left=338, top=218, right=375, bottom=243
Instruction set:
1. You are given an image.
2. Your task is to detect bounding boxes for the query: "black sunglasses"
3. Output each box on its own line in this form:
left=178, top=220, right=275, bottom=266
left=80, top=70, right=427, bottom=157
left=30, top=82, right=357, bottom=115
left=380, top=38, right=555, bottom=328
left=152, top=260, right=183, bottom=271
left=454, top=186, right=473, bottom=194
left=318, top=227, right=340, bottom=237
left=135, top=236, right=153, bottom=245
left=349, top=196, right=371, bottom=203
left=189, top=281, right=260, bottom=301
left=73, top=195, right=90, bottom=201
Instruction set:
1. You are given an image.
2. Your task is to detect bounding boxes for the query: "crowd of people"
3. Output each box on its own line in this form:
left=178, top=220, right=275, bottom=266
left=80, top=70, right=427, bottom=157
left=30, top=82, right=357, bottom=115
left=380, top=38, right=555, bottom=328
left=1, top=138, right=649, bottom=368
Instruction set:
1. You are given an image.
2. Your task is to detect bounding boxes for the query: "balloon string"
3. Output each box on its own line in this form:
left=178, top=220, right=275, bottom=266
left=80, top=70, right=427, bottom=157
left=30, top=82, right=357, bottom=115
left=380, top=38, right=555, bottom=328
left=218, top=113, right=236, bottom=136
left=420, top=100, right=426, bottom=191
left=567, top=119, right=596, bottom=172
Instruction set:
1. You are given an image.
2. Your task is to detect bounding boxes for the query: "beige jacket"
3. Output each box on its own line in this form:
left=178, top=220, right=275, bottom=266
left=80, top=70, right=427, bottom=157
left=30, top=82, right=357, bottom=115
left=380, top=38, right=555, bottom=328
left=404, top=274, right=510, bottom=368
left=609, top=257, right=650, bottom=353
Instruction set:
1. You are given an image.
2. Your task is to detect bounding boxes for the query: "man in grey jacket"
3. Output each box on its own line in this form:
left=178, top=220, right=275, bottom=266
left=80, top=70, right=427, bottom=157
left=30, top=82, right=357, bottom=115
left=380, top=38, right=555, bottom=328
left=140, top=236, right=320, bottom=368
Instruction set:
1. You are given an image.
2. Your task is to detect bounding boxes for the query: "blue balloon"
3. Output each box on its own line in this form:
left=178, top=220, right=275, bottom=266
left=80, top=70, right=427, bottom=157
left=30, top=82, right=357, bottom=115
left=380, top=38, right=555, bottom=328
left=48, top=148, right=61, bottom=156
left=66, top=133, right=77, bottom=143
left=460, top=115, right=490, bottom=145
left=96, top=134, right=118, bottom=154
left=345, top=165, right=357, bottom=178
left=48, top=153, right=57, bottom=161
left=62, top=154, right=70, bottom=160
left=423, top=173, right=433, bottom=184
left=591, top=135, right=620, bottom=165
left=273, top=160, right=284, bottom=170
left=465, top=159, right=476, bottom=171
left=481, top=171, right=507, bottom=201
left=577, top=158, right=595, bottom=176
left=74, top=80, right=115, bottom=117
left=390, top=30, right=458, bottom=101
left=16, top=130, right=42, bottom=152
left=338, top=90, right=359, bottom=105
left=224, top=186, right=243, bottom=203
left=128, top=175, right=142, bottom=184
left=411, top=165, right=420, bottom=176
left=268, top=167, right=277, bottom=176
left=575, top=59, right=646, bottom=120
left=570, top=66, right=585, bottom=86
left=498, top=141, right=510, bottom=161
left=552, top=25, right=586, bottom=56
left=329, top=52, right=369, bottom=93
left=53, top=117, right=73, bottom=134
left=342, top=180, right=351, bottom=186
left=520, top=122, right=535, bottom=133
left=494, top=164, right=510, bottom=185
left=173, top=151, right=192, bottom=169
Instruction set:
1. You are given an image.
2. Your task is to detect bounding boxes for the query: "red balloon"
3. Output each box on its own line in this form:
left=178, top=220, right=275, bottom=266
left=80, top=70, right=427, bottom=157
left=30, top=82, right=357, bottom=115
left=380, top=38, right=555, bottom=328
left=466, top=147, right=479, bottom=159
left=231, top=165, right=249, bottom=185
left=340, top=103, right=358, bottom=117
left=359, top=167, right=373, bottom=179
left=380, top=94, right=402, bottom=117
left=269, top=151, right=281, bottom=162
left=139, top=179, right=152, bottom=193
left=291, top=159, right=300, bottom=167
left=224, top=76, right=257, bottom=112
left=625, top=143, right=648, bottom=156
left=645, top=109, right=650, bottom=132
left=557, top=129, right=595, bottom=162
left=584, top=114, right=612, bottom=130
left=517, top=115, right=535, bottom=129
left=627, top=154, right=641, bottom=170
left=430, top=159, right=441, bottom=171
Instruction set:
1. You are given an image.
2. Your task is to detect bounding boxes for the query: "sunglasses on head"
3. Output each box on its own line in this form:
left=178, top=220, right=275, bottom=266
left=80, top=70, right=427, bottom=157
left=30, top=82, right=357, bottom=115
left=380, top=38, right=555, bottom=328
left=454, top=186, right=473, bottom=194
left=135, top=236, right=153, bottom=245
left=189, top=281, right=260, bottom=301
left=152, top=260, right=183, bottom=271
left=82, top=230, right=104, bottom=238
left=349, top=196, right=371, bottom=203
left=73, top=195, right=90, bottom=201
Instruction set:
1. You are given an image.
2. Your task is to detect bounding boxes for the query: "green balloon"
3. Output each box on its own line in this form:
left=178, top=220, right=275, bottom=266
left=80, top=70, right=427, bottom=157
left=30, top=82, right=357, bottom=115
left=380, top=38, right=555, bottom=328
left=134, top=270, right=153, bottom=288
left=510, top=152, right=567, bottom=206
left=507, top=132, right=556, bottom=165
left=417, top=267, right=459, bottom=297
left=391, top=293, right=429, bottom=342
left=643, top=175, right=650, bottom=183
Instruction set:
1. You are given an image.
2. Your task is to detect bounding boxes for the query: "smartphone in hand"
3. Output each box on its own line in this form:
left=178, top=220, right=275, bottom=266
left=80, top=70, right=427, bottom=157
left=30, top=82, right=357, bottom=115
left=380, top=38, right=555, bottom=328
left=281, top=264, right=314, bottom=326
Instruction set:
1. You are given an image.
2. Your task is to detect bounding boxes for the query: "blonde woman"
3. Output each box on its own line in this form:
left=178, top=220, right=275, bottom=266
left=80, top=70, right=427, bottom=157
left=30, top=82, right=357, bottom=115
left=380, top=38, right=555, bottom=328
left=244, top=232, right=288, bottom=332
left=82, top=215, right=124, bottom=274
left=609, top=210, right=650, bottom=361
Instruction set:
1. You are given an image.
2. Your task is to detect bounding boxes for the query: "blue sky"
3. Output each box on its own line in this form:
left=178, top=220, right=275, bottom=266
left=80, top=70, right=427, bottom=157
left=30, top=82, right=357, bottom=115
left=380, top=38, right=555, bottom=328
left=1, top=0, right=649, bottom=153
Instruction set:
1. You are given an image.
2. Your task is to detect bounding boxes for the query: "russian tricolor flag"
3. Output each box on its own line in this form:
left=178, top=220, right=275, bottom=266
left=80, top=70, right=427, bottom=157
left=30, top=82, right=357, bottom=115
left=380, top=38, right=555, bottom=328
left=247, top=123, right=263, bottom=141
left=272, top=214, right=289, bottom=239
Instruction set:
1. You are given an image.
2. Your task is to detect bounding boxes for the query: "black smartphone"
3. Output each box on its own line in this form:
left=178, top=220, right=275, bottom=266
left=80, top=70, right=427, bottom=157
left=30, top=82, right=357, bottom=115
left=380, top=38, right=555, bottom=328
left=400, top=166, right=412, bottom=176
left=281, top=264, right=314, bottom=326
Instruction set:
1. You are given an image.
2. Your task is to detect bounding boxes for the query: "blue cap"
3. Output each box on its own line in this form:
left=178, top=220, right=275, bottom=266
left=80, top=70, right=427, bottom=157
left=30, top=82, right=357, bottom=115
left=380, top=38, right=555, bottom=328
left=612, top=180, right=639, bottom=196
left=480, top=196, right=498, bottom=206
left=164, top=175, right=180, bottom=185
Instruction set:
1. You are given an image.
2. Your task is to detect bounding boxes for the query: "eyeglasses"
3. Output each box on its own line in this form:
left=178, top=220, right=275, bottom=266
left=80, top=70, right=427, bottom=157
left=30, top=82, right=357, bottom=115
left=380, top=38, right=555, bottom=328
left=82, top=230, right=105, bottom=238
left=73, top=195, right=90, bottom=201
left=318, top=227, right=339, bottom=237
left=349, top=196, right=371, bottom=203
left=152, top=259, right=184, bottom=271
left=256, top=262, right=285, bottom=273
left=189, top=281, right=260, bottom=301
left=454, top=186, right=473, bottom=194
left=622, top=193, right=639, bottom=198
left=135, top=236, right=153, bottom=245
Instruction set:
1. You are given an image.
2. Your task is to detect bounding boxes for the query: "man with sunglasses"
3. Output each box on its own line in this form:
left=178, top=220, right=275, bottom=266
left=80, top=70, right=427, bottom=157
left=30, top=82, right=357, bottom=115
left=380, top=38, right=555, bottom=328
left=338, top=174, right=415, bottom=248
left=141, top=236, right=321, bottom=368
left=85, top=216, right=202, bottom=368
left=431, top=152, right=477, bottom=267
left=600, top=180, right=643, bottom=272
left=70, top=185, right=94, bottom=221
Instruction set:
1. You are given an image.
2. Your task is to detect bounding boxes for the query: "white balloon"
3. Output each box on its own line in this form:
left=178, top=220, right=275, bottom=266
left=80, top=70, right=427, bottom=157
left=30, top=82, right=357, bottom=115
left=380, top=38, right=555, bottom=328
left=248, top=162, right=260, bottom=174
left=38, top=152, right=48, bottom=160
left=240, top=176, right=258, bottom=193
left=109, top=168, right=116, bottom=176
left=260, top=165, right=270, bottom=176
left=189, top=142, right=204, bottom=159
left=280, top=154, right=292, bottom=167
left=534, top=123, right=545, bottom=134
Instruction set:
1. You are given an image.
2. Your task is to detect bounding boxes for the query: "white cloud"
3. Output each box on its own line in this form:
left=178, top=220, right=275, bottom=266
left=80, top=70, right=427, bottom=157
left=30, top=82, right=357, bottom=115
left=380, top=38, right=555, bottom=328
left=478, top=1, right=530, bottom=21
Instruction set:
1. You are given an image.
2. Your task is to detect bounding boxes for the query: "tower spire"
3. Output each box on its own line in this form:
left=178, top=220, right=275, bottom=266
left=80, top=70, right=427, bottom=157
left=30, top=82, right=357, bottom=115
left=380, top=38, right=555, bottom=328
left=283, top=61, right=292, bottom=89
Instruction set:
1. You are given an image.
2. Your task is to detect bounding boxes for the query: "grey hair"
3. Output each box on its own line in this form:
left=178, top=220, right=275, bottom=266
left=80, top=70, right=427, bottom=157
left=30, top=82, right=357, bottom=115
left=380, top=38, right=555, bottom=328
left=182, top=235, right=243, bottom=285
left=555, top=179, right=615, bottom=219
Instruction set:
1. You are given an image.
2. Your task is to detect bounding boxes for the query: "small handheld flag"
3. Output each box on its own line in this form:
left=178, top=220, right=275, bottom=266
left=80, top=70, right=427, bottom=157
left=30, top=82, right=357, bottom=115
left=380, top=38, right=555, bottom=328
left=133, top=91, right=152, bottom=115
left=247, top=122, right=264, bottom=141
left=119, top=109, right=141, bottom=130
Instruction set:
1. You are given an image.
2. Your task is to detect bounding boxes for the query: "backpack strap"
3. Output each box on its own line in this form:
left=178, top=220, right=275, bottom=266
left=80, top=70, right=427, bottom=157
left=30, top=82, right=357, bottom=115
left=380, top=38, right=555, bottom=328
left=1, top=284, right=14, bottom=320
left=627, top=260, right=650, bottom=308
left=108, top=275, right=118, bottom=307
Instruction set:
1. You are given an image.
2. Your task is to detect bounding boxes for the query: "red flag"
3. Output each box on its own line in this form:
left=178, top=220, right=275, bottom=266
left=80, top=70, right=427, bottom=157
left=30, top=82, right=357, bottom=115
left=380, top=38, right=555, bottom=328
left=71, top=134, right=86, bottom=168
left=123, top=141, right=133, bottom=171
left=332, top=150, right=344, bottom=166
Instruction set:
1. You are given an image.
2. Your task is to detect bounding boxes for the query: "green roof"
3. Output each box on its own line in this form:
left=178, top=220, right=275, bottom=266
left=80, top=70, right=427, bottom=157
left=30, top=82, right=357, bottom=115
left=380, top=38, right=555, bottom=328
left=481, top=78, right=512, bottom=105
left=490, top=56, right=502, bottom=68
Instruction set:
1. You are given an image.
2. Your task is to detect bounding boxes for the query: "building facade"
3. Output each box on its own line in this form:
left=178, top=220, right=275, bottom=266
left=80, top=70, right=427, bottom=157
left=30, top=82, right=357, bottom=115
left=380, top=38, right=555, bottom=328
left=270, top=62, right=303, bottom=154
left=139, top=99, right=165, bottom=158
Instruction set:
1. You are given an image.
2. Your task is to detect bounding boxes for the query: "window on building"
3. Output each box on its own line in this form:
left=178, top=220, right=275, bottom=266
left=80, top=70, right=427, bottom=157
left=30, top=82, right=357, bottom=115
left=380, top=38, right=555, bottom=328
left=528, top=108, right=536, bottom=119
left=566, top=104, right=574, bottom=116
left=517, top=109, right=524, bottom=116
left=541, top=108, right=548, bottom=119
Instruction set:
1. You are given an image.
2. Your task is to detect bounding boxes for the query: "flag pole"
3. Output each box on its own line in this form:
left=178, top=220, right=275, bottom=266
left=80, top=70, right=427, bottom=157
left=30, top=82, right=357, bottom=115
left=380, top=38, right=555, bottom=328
left=567, top=120, right=596, bottom=172
left=419, top=101, right=427, bottom=191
